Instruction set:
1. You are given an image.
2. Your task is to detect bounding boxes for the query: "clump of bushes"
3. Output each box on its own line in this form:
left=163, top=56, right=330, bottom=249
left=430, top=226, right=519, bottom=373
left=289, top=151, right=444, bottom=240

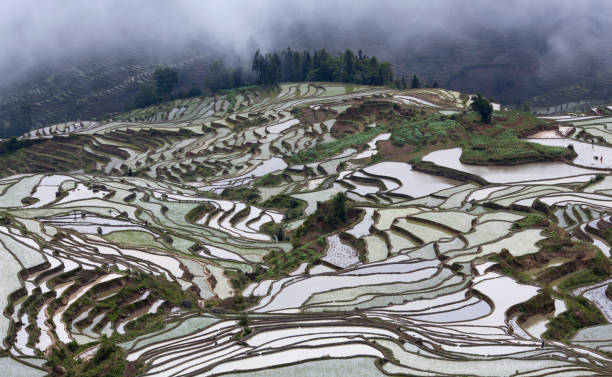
left=509, top=291, right=554, bottom=323
left=254, top=173, right=285, bottom=187
left=513, top=213, right=549, bottom=229
left=292, top=193, right=348, bottom=242
left=261, top=247, right=322, bottom=279
left=263, top=195, right=305, bottom=220
left=543, top=296, right=605, bottom=341
left=235, top=116, right=267, bottom=130
left=0, top=137, right=42, bottom=156
left=46, top=335, right=132, bottom=377
left=185, top=202, right=216, bottom=223
left=221, top=187, right=261, bottom=204
left=559, top=254, right=609, bottom=290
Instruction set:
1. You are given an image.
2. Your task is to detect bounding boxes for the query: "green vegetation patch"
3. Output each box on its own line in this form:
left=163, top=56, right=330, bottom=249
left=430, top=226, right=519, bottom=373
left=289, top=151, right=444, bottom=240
left=544, top=296, right=606, bottom=342
left=220, top=187, right=261, bottom=204
left=254, top=173, right=285, bottom=187
left=509, top=291, right=555, bottom=323
left=47, top=335, right=133, bottom=377
left=0, top=137, right=43, bottom=156
left=513, top=213, right=549, bottom=229
left=292, top=193, right=350, bottom=243
left=461, top=129, right=575, bottom=165
left=559, top=254, right=610, bottom=290
left=287, top=127, right=385, bottom=164
left=105, top=230, right=163, bottom=249
left=604, top=228, right=612, bottom=245
left=179, top=164, right=215, bottom=181
left=185, top=202, right=216, bottom=223
left=391, top=117, right=458, bottom=148
left=253, top=48, right=393, bottom=86
left=263, top=194, right=305, bottom=221
left=493, top=224, right=610, bottom=342
left=65, top=272, right=198, bottom=345
left=261, top=247, right=323, bottom=280
left=234, top=116, right=267, bottom=131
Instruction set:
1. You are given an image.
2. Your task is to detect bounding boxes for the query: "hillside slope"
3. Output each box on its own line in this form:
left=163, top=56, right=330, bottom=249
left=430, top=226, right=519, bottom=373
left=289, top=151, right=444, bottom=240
left=0, top=83, right=610, bottom=376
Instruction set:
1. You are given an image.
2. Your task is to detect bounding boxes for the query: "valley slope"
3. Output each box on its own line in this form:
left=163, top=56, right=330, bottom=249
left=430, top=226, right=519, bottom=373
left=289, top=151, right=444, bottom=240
left=0, top=83, right=610, bottom=376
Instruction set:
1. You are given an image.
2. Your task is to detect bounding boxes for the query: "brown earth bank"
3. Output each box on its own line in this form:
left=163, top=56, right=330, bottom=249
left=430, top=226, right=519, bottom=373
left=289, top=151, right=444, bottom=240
left=378, top=139, right=414, bottom=156
left=493, top=225, right=608, bottom=284
left=291, top=207, right=362, bottom=251
left=490, top=223, right=610, bottom=341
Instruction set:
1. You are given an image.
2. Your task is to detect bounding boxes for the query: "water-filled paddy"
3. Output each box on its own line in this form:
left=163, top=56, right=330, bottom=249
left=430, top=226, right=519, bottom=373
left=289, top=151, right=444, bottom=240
left=423, top=147, right=599, bottom=183
left=0, top=84, right=610, bottom=376
left=364, top=161, right=460, bottom=197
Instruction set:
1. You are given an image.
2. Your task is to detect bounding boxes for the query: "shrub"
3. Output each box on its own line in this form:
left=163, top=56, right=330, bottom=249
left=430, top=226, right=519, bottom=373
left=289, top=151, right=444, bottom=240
left=514, top=213, right=549, bottom=229
left=287, top=127, right=385, bottom=164
left=254, top=173, right=284, bottom=187
left=221, top=187, right=261, bottom=204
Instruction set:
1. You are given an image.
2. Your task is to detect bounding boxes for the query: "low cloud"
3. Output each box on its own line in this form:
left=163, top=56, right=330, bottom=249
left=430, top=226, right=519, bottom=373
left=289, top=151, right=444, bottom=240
left=2, top=0, right=612, bottom=89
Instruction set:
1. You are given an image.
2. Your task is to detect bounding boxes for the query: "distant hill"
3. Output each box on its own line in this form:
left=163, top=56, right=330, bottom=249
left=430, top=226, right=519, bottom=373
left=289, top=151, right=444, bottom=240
left=0, top=51, right=220, bottom=137
left=3, top=29, right=612, bottom=136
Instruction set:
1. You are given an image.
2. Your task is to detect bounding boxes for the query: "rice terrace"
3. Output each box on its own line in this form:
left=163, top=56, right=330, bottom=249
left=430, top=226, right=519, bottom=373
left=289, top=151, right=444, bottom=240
left=1, top=1, right=612, bottom=376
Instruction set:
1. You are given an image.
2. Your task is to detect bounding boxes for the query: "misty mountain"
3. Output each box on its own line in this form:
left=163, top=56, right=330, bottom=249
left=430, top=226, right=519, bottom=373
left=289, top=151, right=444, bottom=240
left=2, top=0, right=612, bottom=136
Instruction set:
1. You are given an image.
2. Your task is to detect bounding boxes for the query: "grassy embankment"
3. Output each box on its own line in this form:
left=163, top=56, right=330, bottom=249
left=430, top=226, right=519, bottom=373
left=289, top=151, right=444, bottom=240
left=287, top=101, right=570, bottom=168
left=493, top=220, right=609, bottom=342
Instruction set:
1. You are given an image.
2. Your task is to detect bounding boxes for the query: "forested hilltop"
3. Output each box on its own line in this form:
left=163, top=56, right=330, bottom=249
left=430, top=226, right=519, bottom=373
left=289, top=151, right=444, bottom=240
left=252, top=48, right=393, bottom=86
left=1, top=48, right=418, bottom=138
left=133, top=48, right=399, bottom=110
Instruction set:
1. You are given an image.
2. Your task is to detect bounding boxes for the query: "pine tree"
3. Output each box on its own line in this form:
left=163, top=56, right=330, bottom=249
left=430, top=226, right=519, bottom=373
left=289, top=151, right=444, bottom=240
left=332, top=192, right=347, bottom=223
left=342, top=49, right=355, bottom=82
left=410, top=74, right=420, bottom=89
left=301, top=51, right=312, bottom=81
left=470, top=94, right=493, bottom=123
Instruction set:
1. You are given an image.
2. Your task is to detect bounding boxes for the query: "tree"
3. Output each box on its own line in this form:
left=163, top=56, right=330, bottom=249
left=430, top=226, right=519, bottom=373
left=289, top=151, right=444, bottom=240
left=291, top=51, right=301, bottom=81
left=134, top=84, right=156, bottom=108
left=281, top=47, right=294, bottom=82
left=187, top=86, right=202, bottom=97
left=4, top=104, right=33, bottom=137
left=252, top=49, right=265, bottom=84
left=231, top=67, right=243, bottom=88
left=252, top=47, right=393, bottom=86
left=410, top=74, right=420, bottom=89
left=376, top=63, right=393, bottom=85
left=239, top=312, right=249, bottom=327
left=153, top=67, right=178, bottom=98
left=271, top=52, right=282, bottom=83
left=308, top=49, right=341, bottom=82
left=332, top=192, right=347, bottom=223
left=470, top=94, right=493, bottom=123
left=205, top=61, right=231, bottom=91
left=342, top=49, right=355, bottom=82
left=300, top=51, right=312, bottom=80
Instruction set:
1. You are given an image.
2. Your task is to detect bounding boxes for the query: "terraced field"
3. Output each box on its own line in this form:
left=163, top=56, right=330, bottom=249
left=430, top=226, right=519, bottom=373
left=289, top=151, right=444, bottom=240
left=0, top=51, right=220, bottom=136
left=0, top=83, right=610, bottom=376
